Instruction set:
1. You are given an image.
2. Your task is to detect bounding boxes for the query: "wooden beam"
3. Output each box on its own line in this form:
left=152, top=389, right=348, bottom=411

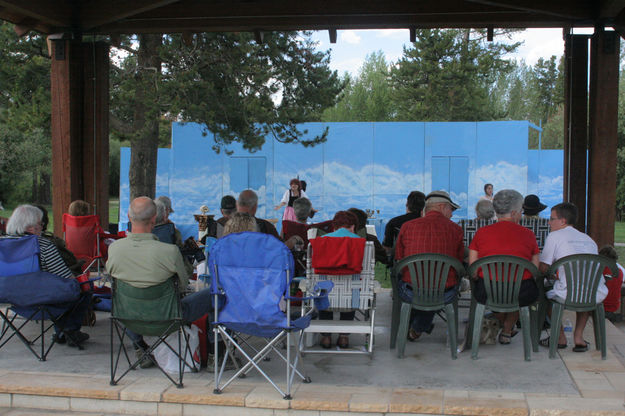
left=588, top=29, right=619, bottom=247
left=465, top=0, right=595, bottom=20
left=563, top=34, right=589, bottom=233
left=0, top=0, right=72, bottom=28
left=328, top=28, right=337, bottom=43
left=80, top=0, right=180, bottom=31
left=600, top=0, right=625, bottom=18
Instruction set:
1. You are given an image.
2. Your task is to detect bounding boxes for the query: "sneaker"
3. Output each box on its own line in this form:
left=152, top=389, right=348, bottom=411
left=52, top=333, right=66, bottom=344
left=135, top=348, right=155, bottom=369
left=64, top=330, right=89, bottom=347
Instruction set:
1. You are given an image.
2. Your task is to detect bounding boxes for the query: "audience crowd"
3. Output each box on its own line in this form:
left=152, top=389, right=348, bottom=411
left=1, top=181, right=622, bottom=358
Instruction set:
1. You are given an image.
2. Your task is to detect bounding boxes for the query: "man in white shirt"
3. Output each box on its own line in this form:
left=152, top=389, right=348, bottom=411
left=539, top=202, right=603, bottom=352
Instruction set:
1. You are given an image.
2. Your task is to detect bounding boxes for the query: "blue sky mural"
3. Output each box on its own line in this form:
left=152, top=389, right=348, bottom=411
left=119, top=121, right=563, bottom=240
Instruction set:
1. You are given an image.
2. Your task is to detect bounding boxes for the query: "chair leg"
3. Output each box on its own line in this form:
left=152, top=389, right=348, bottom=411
left=520, top=306, right=531, bottom=361
left=530, top=305, right=539, bottom=353
left=549, top=303, right=563, bottom=359
left=465, top=296, right=477, bottom=350
left=396, top=302, right=412, bottom=358
left=595, top=305, right=607, bottom=360
left=471, top=303, right=485, bottom=360
left=444, top=304, right=457, bottom=360
left=390, top=287, right=401, bottom=350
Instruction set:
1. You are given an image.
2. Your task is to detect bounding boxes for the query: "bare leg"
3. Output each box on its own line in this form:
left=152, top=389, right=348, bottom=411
left=574, top=311, right=590, bottom=346
left=546, top=304, right=567, bottom=344
left=501, top=312, right=519, bottom=334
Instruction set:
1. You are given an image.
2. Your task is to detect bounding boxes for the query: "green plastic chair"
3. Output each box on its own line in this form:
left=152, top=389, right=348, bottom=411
left=468, top=255, right=538, bottom=361
left=543, top=254, right=617, bottom=360
left=393, top=253, right=465, bottom=360
left=110, top=276, right=197, bottom=387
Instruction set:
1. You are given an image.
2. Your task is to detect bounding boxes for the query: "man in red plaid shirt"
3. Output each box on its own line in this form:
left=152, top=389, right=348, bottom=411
left=395, top=191, right=465, bottom=341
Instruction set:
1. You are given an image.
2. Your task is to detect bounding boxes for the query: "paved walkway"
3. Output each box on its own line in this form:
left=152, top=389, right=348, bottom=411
left=0, top=290, right=624, bottom=415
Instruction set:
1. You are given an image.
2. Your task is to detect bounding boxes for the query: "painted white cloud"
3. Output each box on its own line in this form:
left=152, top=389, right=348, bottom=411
left=340, top=30, right=362, bottom=45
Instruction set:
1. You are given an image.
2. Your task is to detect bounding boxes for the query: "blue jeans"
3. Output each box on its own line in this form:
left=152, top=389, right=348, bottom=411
left=398, top=281, right=456, bottom=333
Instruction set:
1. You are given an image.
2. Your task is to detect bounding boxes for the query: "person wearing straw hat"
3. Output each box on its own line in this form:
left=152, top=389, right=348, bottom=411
left=395, top=191, right=465, bottom=341
left=522, top=194, right=547, bottom=219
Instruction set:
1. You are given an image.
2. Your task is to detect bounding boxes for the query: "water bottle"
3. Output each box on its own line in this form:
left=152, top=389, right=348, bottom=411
left=563, top=319, right=573, bottom=344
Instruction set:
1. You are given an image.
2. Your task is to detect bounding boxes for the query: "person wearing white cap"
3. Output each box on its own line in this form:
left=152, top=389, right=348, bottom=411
left=395, top=190, right=464, bottom=341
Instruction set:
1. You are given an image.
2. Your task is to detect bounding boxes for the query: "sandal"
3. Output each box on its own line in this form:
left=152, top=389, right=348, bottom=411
left=538, top=336, right=567, bottom=349
left=407, top=329, right=421, bottom=342
left=572, top=341, right=589, bottom=352
left=498, top=332, right=512, bottom=345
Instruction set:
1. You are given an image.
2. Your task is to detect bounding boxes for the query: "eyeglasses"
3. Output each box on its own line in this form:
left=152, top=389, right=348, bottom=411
left=549, top=217, right=560, bottom=221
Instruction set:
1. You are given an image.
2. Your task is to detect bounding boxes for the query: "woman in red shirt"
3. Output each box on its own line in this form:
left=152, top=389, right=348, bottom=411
left=468, top=189, right=539, bottom=345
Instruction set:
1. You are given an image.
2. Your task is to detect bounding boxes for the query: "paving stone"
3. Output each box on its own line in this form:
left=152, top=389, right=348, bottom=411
left=163, top=382, right=254, bottom=406
left=0, top=394, right=9, bottom=408
left=11, top=394, right=69, bottom=411
left=526, top=396, right=625, bottom=415
left=157, top=402, right=183, bottom=416
left=468, top=390, right=526, bottom=400
left=245, top=386, right=290, bottom=409
left=575, top=375, right=614, bottom=391
left=389, top=388, right=443, bottom=414
left=321, top=412, right=384, bottom=416
left=604, top=372, right=625, bottom=391
left=578, top=389, right=625, bottom=399
left=183, top=403, right=273, bottom=416
left=273, top=409, right=319, bottom=416
left=119, top=377, right=171, bottom=402
left=70, top=397, right=158, bottom=415
left=349, top=391, right=391, bottom=413
left=0, top=372, right=124, bottom=400
left=443, top=394, right=527, bottom=416
left=290, top=384, right=351, bottom=412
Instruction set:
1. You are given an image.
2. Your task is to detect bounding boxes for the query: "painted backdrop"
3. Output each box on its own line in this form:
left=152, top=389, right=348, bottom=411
left=119, top=121, right=563, bottom=240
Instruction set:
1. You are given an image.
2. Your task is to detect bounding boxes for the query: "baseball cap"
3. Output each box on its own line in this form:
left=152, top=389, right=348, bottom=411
left=425, top=190, right=460, bottom=210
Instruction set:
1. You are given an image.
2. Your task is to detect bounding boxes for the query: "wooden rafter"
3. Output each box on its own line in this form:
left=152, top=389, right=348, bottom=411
left=80, top=0, right=181, bottom=31
left=464, top=0, right=596, bottom=20
left=0, top=0, right=71, bottom=28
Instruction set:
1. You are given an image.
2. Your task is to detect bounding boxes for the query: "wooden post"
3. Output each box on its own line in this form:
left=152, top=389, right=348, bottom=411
left=50, top=40, right=109, bottom=236
left=563, top=34, right=589, bottom=232
left=588, top=29, right=619, bottom=247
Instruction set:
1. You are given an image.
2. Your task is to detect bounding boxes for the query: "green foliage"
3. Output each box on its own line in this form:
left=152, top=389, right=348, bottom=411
left=0, top=22, right=51, bottom=205
left=322, top=51, right=394, bottom=121
left=390, top=29, right=519, bottom=121
left=161, top=32, right=343, bottom=152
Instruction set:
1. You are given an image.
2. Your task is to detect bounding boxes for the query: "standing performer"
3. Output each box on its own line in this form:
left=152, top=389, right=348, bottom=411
left=274, top=178, right=309, bottom=221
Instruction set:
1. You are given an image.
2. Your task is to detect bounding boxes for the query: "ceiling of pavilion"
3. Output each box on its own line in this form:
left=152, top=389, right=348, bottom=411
left=0, top=0, right=625, bottom=37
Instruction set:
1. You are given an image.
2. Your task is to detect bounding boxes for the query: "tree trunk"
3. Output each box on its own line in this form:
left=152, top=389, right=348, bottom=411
left=129, top=34, right=162, bottom=200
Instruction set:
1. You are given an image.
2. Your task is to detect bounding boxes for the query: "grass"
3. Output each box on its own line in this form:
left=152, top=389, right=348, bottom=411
left=375, top=262, right=392, bottom=289
left=1, top=199, right=120, bottom=231
left=615, top=222, right=625, bottom=243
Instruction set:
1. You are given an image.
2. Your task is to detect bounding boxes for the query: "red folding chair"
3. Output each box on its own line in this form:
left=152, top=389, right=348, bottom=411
left=62, top=214, right=106, bottom=276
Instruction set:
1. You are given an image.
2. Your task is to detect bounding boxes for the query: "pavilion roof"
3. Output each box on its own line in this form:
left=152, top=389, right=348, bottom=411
left=0, top=1, right=624, bottom=37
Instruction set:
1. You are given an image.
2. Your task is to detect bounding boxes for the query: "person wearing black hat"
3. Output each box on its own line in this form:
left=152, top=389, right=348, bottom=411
left=522, top=194, right=547, bottom=219
left=216, top=195, right=237, bottom=238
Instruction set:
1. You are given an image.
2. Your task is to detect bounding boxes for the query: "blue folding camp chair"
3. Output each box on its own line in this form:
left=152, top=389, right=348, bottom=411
left=0, top=235, right=86, bottom=360
left=209, top=232, right=332, bottom=399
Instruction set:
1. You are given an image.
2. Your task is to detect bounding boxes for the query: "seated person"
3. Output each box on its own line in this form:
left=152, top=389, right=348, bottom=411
left=522, top=194, right=547, bottom=220
left=382, top=191, right=426, bottom=258
left=67, top=199, right=119, bottom=259
left=281, top=197, right=312, bottom=247
left=475, top=199, right=495, bottom=221
left=154, top=198, right=194, bottom=275
left=35, top=204, right=83, bottom=276
left=469, top=189, right=539, bottom=345
left=106, top=197, right=222, bottom=368
left=223, top=212, right=257, bottom=236
left=348, top=207, right=388, bottom=265
left=599, top=245, right=624, bottom=323
left=317, top=210, right=364, bottom=349
left=215, top=195, right=237, bottom=238
left=4, top=205, right=91, bottom=346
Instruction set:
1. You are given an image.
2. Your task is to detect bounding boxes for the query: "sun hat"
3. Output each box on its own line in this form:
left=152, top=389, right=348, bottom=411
left=425, top=190, right=460, bottom=210
left=522, top=194, right=547, bottom=215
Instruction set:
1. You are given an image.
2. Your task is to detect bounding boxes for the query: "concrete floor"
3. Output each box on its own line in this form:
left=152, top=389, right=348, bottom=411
left=0, top=289, right=579, bottom=395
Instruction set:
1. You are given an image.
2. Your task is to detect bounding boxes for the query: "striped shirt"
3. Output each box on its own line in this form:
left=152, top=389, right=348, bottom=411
left=37, top=236, right=74, bottom=278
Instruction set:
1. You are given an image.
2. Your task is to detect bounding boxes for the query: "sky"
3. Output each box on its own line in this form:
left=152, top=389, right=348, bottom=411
left=310, top=28, right=571, bottom=77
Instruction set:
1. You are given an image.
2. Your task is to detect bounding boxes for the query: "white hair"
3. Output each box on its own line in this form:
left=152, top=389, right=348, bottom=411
left=6, top=205, right=42, bottom=235
left=492, top=189, right=523, bottom=217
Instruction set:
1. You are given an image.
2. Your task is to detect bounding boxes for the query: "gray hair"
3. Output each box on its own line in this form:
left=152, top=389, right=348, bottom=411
left=237, top=190, right=258, bottom=208
left=475, top=199, right=495, bottom=220
left=293, top=197, right=312, bottom=222
left=492, top=189, right=523, bottom=217
left=154, top=199, right=168, bottom=225
left=223, top=212, right=257, bottom=236
left=6, top=204, right=42, bottom=235
left=128, top=196, right=157, bottom=225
